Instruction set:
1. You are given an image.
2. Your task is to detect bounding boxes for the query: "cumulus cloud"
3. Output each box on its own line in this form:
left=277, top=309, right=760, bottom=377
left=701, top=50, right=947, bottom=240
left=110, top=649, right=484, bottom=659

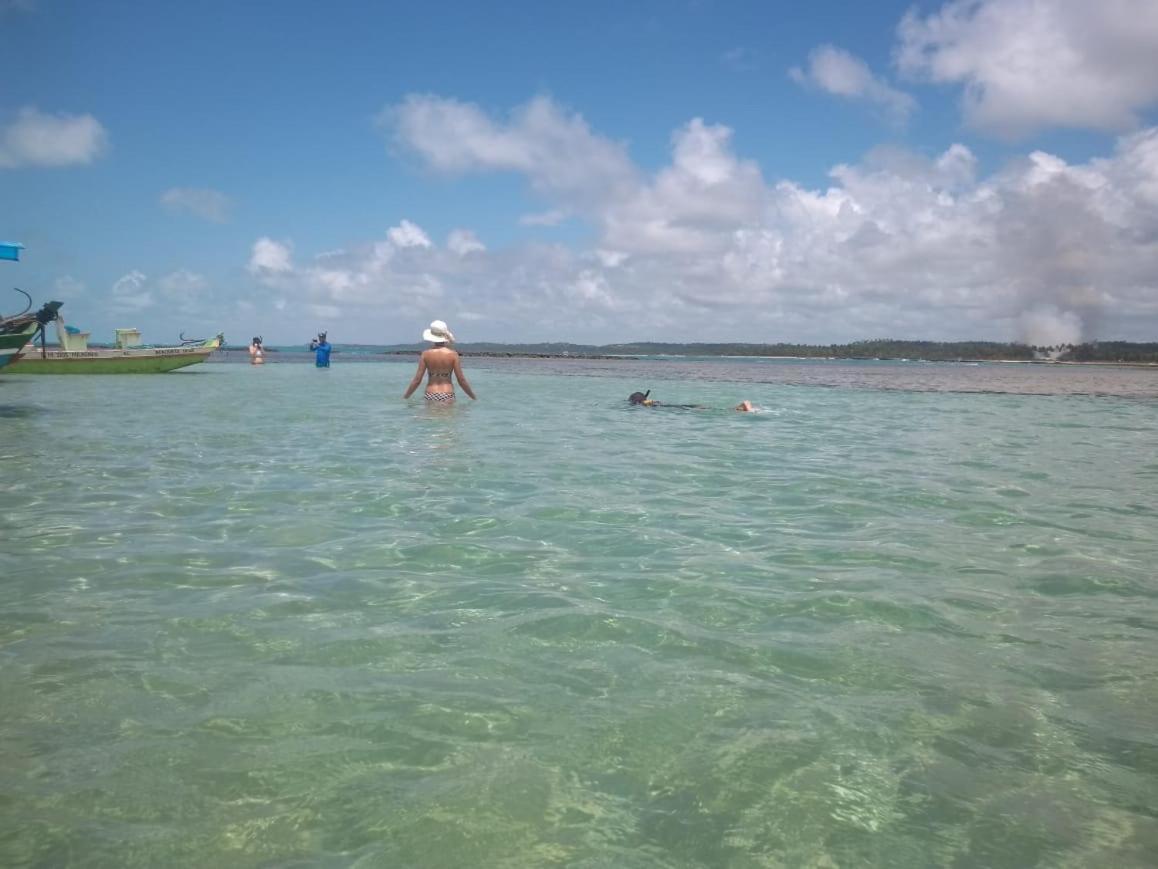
left=110, top=270, right=152, bottom=311
left=273, top=94, right=1158, bottom=343
left=790, top=45, right=916, bottom=124
left=896, top=0, right=1158, bottom=138
left=0, top=107, right=107, bottom=168
left=158, top=269, right=208, bottom=297
left=601, top=118, right=767, bottom=255
left=150, top=269, right=210, bottom=316
left=161, top=187, right=232, bottom=222
left=248, top=238, right=293, bottom=275
left=447, top=229, right=485, bottom=255
left=387, top=219, right=432, bottom=249
left=595, top=249, right=628, bottom=268
left=244, top=220, right=470, bottom=327
left=570, top=270, right=621, bottom=311
left=387, top=94, right=640, bottom=213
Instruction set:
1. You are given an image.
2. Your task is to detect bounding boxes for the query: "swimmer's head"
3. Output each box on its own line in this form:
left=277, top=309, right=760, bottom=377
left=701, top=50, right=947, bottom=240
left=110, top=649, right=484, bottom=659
left=628, top=390, right=651, bottom=405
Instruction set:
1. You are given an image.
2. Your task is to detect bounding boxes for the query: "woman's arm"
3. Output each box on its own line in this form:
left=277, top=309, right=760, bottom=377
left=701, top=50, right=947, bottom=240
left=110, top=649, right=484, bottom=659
left=403, top=354, right=427, bottom=398
left=453, top=355, right=477, bottom=400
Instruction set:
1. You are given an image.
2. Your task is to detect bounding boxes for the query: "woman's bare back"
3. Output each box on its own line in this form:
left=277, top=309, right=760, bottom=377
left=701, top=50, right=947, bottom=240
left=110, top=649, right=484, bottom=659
left=403, top=346, right=477, bottom=401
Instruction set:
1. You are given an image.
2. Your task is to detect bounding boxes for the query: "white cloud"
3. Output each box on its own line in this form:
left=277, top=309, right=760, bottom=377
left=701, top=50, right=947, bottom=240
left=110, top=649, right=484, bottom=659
left=110, top=270, right=152, bottom=311
left=447, top=229, right=485, bottom=255
left=259, top=95, right=1158, bottom=343
left=161, top=187, right=232, bottom=222
left=896, top=0, right=1158, bottom=137
left=387, top=94, right=640, bottom=213
left=570, top=270, right=620, bottom=310
left=387, top=219, right=432, bottom=249
left=152, top=269, right=210, bottom=317
left=600, top=118, right=767, bottom=255
left=595, top=249, right=628, bottom=268
left=242, top=220, right=456, bottom=330
left=790, top=45, right=916, bottom=124
left=248, top=238, right=293, bottom=275
left=0, top=107, right=107, bottom=168
left=158, top=269, right=208, bottom=297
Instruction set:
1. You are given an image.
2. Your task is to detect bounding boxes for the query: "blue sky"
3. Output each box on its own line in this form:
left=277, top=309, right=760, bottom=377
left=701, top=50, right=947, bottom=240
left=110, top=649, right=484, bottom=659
left=3, top=0, right=1157, bottom=345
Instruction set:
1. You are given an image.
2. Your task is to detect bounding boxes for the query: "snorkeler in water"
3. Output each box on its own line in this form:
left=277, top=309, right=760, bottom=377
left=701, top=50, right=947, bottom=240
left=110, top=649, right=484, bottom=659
left=628, top=391, right=755, bottom=412
left=628, top=390, right=700, bottom=408
left=309, top=332, right=332, bottom=368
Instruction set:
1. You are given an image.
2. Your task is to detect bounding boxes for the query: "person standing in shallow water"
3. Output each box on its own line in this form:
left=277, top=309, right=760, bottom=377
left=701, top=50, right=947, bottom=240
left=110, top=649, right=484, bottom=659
left=309, top=332, right=331, bottom=368
left=403, top=319, right=477, bottom=403
left=248, top=336, right=265, bottom=365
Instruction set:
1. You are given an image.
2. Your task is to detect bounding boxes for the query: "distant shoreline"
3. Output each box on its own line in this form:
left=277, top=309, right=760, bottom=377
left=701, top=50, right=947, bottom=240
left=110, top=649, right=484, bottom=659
left=215, top=338, right=1158, bottom=366
left=212, top=348, right=1158, bottom=368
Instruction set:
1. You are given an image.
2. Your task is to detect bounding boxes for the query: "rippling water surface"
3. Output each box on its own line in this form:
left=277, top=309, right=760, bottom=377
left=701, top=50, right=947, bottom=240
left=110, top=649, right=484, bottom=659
left=2, top=360, right=1157, bottom=867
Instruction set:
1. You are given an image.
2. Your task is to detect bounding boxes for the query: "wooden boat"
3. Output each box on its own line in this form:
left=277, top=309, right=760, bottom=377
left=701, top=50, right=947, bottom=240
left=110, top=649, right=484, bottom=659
left=0, top=297, right=63, bottom=372
left=0, top=313, right=42, bottom=371
left=1, top=244, right=39, bottom=370
left=10, top=317, right=224, bottom=374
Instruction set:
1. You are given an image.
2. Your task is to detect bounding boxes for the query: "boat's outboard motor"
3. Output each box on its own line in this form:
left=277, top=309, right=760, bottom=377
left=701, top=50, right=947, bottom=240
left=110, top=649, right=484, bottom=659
left=35, top=301, right=62, bottom=325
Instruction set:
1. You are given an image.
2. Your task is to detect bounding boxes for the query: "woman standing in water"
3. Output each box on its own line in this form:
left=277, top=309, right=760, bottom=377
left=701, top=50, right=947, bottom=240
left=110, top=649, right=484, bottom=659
left=248, top=336, right=265, bottom=365
left=403, top=319, right=477, bottom=403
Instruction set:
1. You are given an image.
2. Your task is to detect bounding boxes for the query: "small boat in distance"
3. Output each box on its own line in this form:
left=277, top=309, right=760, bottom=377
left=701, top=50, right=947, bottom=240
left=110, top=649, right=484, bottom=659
left=10, top=314, right=224, bottom=374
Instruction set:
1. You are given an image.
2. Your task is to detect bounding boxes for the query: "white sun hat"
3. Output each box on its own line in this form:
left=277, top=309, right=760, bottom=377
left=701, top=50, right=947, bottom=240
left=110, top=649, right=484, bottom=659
left=422, top=320, right=455, bottom=343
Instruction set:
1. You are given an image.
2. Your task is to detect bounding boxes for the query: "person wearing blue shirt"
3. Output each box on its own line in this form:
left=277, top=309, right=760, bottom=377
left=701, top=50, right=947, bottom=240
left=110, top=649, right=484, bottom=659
left=309, top=332, right=332, bottom=367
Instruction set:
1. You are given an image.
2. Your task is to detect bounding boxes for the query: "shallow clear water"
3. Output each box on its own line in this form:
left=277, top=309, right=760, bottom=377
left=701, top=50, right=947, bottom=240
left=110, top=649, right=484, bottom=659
left=2, top=361, right=1157, bottom=867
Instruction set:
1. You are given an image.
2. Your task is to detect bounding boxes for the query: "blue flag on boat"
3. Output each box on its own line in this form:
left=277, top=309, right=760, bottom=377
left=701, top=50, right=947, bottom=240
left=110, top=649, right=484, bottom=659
left=0, top=242, right=24, bottom=262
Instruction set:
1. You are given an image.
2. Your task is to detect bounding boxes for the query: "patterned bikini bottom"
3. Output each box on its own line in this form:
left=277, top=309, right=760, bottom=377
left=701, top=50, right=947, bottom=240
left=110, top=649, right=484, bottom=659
left=425, top=391, right=455, bottom=402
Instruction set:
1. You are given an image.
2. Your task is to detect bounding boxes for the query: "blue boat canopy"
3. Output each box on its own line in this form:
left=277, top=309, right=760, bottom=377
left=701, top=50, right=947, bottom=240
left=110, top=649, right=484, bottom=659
left=0, top=242, right=24, bottom=262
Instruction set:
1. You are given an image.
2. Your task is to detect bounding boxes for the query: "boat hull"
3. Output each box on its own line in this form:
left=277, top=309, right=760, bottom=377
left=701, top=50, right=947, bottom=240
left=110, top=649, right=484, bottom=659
left=9, top=338, right=222, bottom=374
left=0, top=320, right=38, bottom=371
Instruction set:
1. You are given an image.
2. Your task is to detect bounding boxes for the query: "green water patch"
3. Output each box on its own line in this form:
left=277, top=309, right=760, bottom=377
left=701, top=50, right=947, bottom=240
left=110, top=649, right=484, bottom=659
left=4, top=365, right=1158, bottom=866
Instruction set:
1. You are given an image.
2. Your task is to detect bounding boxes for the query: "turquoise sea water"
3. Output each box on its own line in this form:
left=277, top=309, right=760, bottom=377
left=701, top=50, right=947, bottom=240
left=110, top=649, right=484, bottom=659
left=2, top=360, right=1157, bottom=867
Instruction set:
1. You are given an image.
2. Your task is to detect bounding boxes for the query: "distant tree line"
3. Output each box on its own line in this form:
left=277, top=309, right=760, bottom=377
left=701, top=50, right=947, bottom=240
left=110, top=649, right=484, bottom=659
left=595, top=339, right=1039, bottom=360
left=370, top=339, right=1158, bottom=363
left=1055, top=342, right=1158, bottom=363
